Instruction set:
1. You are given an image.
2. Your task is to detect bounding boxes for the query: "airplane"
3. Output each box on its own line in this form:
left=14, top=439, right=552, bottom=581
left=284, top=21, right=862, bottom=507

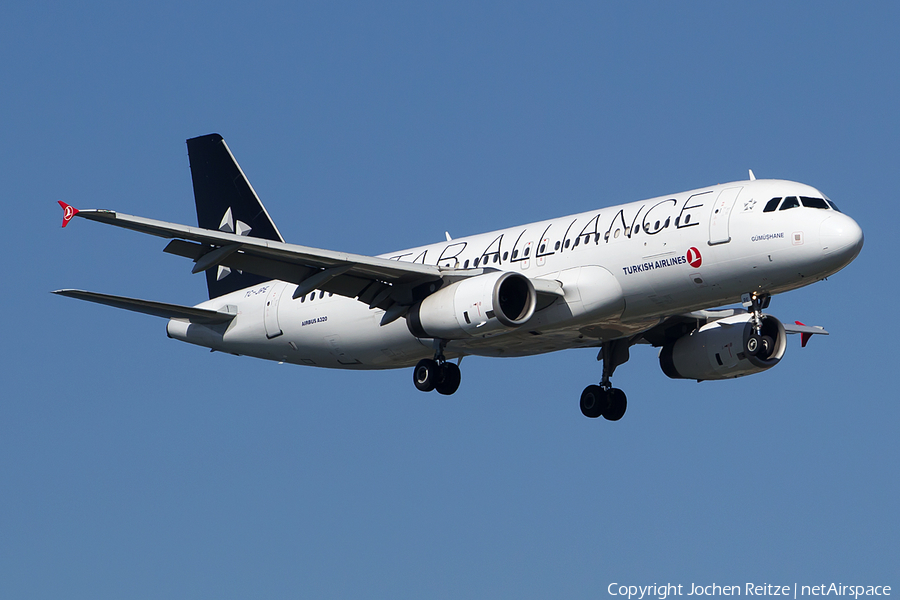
left=54, top=133, right=864, bottom=420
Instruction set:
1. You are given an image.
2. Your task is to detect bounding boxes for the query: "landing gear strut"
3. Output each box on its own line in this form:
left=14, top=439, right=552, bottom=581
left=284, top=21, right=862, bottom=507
left=580, top=340, right=629, bottom=420
left=742, top=292, right=774, bottom=357
left=413, top=340, right=461, bottom=395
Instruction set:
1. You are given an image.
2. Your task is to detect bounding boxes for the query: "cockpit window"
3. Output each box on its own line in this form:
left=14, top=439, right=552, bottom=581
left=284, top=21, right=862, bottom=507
left=800, top=196, right=829, bottom=209
left=763, top=198, right=781, bottom=212
left=826, top=199, right=841, bottom=213
left=779, top=196, right=800, bottom=210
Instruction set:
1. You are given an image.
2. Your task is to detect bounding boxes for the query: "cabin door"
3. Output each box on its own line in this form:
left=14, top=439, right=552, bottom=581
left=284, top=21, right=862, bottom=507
left=708, top=187, right=742, bottom=245
left=264, top=282, right=286, bottom=339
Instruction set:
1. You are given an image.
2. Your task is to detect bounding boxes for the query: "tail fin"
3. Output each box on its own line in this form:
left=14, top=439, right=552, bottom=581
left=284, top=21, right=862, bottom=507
left=186, top=134, right=285, bottom=298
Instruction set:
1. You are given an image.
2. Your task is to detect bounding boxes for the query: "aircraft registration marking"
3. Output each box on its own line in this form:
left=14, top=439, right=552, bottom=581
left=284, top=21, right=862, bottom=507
left=244, top=285, right=271, bottom=297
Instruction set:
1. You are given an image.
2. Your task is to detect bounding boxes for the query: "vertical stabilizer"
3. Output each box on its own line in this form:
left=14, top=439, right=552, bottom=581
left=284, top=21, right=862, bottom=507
left=186, top=134, right=285, bottom=298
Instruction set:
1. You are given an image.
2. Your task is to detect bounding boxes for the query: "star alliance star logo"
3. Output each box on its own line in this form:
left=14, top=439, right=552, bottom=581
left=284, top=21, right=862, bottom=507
left=216, top=207, right=252, bottom=280
left=743, top=198, right=758, bottom=212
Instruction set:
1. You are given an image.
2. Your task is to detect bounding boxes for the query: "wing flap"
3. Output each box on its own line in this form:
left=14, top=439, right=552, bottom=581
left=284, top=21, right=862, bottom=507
left=52, top=289, right=236, bottom=324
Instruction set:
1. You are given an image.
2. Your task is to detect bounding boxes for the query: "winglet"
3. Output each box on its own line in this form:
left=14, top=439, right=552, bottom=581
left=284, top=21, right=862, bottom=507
left=795, top=321, right=812, bottom=348
left=58, top=201, right=79, bottom=228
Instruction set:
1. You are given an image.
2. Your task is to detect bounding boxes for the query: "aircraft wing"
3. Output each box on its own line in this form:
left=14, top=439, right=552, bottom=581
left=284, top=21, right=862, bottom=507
left=52, top=289, right=237, bottom=324
left=638, top=309, right=828, bottom=347
left=59, top=203, right=497, bottom=321
left=783, top=321, right=828, bottom=347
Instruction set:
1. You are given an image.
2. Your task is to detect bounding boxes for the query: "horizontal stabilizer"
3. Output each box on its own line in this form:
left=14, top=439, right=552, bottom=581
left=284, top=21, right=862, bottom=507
left=52, top=289, right=236, bottom=324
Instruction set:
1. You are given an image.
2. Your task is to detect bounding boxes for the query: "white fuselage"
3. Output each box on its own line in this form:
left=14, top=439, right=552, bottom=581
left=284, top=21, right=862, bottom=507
left=167, top=178, right=863, bottom=369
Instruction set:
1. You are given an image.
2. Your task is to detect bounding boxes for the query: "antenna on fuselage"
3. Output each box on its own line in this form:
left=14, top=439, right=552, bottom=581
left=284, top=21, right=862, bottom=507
left=749, top=169, right=757, bottom=181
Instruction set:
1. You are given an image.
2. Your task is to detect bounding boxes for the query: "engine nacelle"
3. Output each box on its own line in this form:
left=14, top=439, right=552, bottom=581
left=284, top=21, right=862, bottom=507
left=659, top=313, right=787, bottom=381
left=407, top=271, right=537, bottom=339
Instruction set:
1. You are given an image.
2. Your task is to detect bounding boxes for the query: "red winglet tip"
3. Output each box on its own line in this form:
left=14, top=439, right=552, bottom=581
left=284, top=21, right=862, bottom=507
left=794, top=322, right=811, bottom=348
left=58, top=201, right=79, bottom=228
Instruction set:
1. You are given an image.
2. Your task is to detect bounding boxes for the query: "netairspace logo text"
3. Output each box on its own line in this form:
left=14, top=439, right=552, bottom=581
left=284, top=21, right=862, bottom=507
left=608, top=584, right=892, bottom=600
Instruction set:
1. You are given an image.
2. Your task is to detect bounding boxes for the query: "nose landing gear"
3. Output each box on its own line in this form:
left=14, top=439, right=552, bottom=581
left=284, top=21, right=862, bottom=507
left=742, top=292, right=775, bottom=359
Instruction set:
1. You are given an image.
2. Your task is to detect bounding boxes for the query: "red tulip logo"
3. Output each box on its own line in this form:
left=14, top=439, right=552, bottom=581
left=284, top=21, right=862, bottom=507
left=687, top=247, right=702, bottom=268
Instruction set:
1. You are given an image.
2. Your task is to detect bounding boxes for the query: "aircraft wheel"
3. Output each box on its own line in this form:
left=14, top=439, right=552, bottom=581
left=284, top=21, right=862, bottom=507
left=580, top=385, right=608, bottom=419
left=603, top=388, right=627, bottom=421
left=759, top=335, right=775, bottom=358
left=745, top=334, right=762, bottom=356
left=413, top=359, right=438, bottom=392
left=435, top=362, right=461, bottom=395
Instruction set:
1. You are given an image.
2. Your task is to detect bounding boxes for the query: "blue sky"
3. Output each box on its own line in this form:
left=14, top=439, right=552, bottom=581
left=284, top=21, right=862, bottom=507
left=2, top=2, right=897, bottom=598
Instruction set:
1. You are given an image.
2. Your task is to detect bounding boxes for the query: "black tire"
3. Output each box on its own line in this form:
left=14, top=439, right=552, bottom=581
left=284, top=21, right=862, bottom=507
left=759, top=335, right=775, bottom=359
left=435, top=362, right=461, bottom=395
left=603, top=388, right=627, bottom=421
left=580, top=385, right=608, bottom=419
left=413, top=359, right=438, bottom=392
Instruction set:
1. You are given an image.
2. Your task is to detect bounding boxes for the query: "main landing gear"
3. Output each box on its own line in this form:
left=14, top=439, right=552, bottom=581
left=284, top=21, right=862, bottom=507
left=413, top=340, right=461, bottom=396
left=580, top=340, right=629, bottom=420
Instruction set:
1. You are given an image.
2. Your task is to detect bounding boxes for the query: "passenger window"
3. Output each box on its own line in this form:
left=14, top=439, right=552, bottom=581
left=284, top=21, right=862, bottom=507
left=780, top=196, right=800, bottom=210
left=463, top=259, right=469, bottom=269
left=763, top=198, right=781, bottom=212
left=554, top=241, right=560, bottom=251
left=801, top=196, right=829, bottom=209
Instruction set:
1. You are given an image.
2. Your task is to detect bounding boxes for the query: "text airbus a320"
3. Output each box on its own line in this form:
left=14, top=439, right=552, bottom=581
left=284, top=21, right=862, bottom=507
left=55, top=134, right=864, bottom=420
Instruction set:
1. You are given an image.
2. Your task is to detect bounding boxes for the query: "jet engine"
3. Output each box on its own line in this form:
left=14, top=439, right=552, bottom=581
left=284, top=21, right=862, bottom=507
left=407, top=271, right=536, bottom=339
left=659, top=313, right=787, bottom=381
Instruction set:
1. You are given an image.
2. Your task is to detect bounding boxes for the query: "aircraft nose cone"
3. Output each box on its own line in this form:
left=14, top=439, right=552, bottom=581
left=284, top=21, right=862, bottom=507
left=820, top=214, right=864, bottom=263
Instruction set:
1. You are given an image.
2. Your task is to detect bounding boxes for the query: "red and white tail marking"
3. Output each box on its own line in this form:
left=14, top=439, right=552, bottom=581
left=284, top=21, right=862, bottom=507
left=58, top=201, right=79, bottom=228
